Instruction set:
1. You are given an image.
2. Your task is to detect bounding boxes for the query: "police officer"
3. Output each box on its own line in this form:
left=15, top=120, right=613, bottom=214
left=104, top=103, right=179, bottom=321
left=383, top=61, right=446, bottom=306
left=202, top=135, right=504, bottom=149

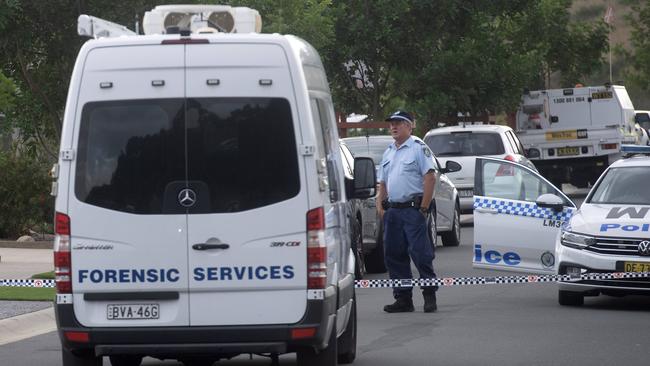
left=377, top=110, right=438, bottom=313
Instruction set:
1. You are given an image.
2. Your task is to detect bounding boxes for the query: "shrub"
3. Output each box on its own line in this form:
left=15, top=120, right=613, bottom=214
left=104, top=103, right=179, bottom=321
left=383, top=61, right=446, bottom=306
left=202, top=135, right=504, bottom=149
left=0, top=149, right=53, bottom=239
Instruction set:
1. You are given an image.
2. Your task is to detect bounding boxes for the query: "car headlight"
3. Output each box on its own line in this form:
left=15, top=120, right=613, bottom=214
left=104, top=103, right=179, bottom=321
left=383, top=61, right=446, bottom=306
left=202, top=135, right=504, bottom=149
left=560, top=231, right=596, bottom=250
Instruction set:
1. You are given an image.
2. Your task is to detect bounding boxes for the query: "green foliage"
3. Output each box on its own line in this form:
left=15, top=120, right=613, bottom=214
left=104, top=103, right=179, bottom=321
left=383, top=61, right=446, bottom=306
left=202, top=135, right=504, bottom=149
left=0, top=149, right=53, bottom=239
left=31, top=271, right=55, bottom=280
left=624, top=2, right=650, bottom=91
left=0, top=73, right=15, bottom=113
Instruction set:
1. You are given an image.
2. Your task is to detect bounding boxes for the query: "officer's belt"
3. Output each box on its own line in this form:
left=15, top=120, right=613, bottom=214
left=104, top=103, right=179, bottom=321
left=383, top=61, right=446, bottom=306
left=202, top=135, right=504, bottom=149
left=386, top=196, right=422, bottom=209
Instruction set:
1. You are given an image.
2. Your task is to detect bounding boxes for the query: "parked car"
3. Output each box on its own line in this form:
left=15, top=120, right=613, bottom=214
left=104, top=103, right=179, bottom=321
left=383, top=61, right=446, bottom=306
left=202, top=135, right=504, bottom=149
left=342, top=135, right=462, bottom=275
left=471, top=145, right=650, bottom=307
left=340, top=142, right=373, bottom=279
left=423, top=125, right=536, bottom=213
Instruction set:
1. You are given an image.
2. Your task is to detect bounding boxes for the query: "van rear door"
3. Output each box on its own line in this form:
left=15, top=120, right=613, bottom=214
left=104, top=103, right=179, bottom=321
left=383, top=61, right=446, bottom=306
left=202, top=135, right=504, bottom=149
left=185, top=43, right=308, bottom=326
left=69, top=44, right=190, bottom=327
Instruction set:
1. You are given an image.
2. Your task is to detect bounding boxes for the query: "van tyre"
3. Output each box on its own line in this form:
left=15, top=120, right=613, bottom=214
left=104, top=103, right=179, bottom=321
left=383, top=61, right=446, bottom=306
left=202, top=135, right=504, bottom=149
left=62, top=348, right=101, bottom=366
left=337, top=296, right=357, bottom=364
left=109, top=355, right=143, bottom=366
left=297, top=321, right=338, bottom=366
left=364, top=220, right=387, bottom=273
left=441, top=203, right=461, bottom=247
left=558, top=290, right=584, bottom=306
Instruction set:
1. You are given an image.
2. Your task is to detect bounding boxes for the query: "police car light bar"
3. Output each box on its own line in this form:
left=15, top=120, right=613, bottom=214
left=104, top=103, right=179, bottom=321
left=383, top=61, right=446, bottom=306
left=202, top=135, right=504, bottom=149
left=142, top=4, right=261, bottom=35
left=621, top=144, right=650, bottom=156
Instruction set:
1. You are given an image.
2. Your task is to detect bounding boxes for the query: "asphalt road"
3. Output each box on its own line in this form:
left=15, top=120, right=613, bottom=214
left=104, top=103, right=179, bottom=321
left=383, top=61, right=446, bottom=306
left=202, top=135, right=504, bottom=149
left=2, top=198, right=649, bottom=365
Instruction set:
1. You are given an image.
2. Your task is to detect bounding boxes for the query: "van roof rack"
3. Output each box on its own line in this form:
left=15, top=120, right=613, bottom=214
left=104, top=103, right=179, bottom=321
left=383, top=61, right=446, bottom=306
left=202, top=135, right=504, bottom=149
left=78, top=4, right=261, bottom=38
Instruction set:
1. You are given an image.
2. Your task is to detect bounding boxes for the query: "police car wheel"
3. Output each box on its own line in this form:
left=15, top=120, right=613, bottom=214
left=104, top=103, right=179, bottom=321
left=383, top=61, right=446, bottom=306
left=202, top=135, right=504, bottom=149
left=109, top=355, right=143, bottom=366
left=558, top=290, right=584, bottom=306
left=441, top=203, right=460, bottom=247
left=62, top=348, right=101, bottom=366
left=297, top=320, right=338, bottom=366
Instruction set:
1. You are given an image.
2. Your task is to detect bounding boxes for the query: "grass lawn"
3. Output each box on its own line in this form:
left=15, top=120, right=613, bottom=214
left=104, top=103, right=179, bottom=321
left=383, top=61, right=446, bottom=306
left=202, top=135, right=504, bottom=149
left=0, top=271, right=56, bottom=301
left=0, top=287, right=55, bottom=301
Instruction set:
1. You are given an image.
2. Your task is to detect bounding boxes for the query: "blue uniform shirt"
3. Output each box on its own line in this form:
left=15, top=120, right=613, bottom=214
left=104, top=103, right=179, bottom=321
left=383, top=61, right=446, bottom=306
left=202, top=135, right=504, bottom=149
left=378, top=136, right=436, bottom=203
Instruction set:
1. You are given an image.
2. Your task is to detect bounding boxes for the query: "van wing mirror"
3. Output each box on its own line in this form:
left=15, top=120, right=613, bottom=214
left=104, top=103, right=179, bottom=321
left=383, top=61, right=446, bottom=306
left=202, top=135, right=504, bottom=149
left=352, top=157, right=376, bottom=199
left=535, top=193, right=564, bottom=212
left=442, top=160, right=461, bottom=174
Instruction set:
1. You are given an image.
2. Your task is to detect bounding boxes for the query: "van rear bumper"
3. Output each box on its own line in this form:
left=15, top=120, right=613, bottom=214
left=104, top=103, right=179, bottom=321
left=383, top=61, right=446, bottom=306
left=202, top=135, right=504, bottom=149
left=56, top=289, right=337, bottom=357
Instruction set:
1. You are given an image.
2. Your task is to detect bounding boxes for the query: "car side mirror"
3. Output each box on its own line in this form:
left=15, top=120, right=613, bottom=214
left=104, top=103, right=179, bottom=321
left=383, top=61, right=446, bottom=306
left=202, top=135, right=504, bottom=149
left=442, top=160, right=461, bottom=174
left=535, top=193, right=564, bottom=212
left=352, top=157, right=376, bottom=199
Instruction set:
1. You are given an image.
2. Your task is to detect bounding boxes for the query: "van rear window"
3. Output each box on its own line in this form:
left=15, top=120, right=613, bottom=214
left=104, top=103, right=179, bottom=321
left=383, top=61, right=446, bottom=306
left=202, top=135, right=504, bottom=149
left=425, top=132, right=505, bottom=157
left=76, top=98, right=299, bottom=214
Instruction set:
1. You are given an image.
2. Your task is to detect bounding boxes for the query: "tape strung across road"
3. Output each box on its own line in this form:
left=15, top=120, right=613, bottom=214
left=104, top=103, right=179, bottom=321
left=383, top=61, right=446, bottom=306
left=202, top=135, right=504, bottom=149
left=1, top=272, right=649, bottom=289
left=1, top=279, right=55, bottom=288
left=354, top=271, right=650, bottom=288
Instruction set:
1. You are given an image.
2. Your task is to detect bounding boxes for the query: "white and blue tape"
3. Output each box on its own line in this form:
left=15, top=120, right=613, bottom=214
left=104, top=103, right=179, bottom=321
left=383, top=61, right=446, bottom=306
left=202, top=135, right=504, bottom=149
left=2, top=272, right=647, bottom=289
left=1, top=279, right=55, bottom=288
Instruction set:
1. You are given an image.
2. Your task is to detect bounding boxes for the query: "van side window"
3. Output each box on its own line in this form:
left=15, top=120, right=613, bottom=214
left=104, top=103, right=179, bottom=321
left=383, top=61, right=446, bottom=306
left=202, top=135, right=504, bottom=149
left=310, top=98, right=340, bottom=202
left=76, top=98, right=300, bottom=214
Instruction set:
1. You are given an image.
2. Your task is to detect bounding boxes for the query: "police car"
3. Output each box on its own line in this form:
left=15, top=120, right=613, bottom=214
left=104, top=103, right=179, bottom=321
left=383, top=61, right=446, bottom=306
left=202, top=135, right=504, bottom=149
left=472, top=145, right=650, bottom=306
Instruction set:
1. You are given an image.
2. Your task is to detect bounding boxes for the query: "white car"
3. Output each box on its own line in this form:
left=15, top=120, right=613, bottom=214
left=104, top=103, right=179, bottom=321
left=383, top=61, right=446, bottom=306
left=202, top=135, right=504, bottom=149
left=342, top=135, right=463, bottom=256
left=472, top=146, right=650, bottom=307
left=423, top=125, right=536, bottom=213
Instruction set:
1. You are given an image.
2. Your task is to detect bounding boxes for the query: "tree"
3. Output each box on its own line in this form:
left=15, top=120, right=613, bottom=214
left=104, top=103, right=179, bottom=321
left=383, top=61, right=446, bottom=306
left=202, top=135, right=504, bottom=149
left=623, top=1, right=650, bottom=92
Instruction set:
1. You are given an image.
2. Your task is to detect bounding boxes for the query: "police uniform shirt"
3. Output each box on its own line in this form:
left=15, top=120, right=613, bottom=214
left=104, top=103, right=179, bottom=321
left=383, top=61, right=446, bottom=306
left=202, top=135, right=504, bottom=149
left=378, top=136, right=435, bottom=203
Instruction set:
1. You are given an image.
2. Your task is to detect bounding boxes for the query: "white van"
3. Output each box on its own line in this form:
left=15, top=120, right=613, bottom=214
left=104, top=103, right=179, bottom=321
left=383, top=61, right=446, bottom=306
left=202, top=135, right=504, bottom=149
left=53, top=7, right=375, bottom=366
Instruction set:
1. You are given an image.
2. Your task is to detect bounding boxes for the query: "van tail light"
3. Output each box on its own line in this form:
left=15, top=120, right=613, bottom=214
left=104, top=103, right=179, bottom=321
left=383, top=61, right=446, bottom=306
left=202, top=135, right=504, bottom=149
left=307, top=207, right=327, bottom=289
left=504, top=155, right=516, bottom=162
left=54, top=212, right=72, bottom=294
left=600, top=143, right=618, bottom=150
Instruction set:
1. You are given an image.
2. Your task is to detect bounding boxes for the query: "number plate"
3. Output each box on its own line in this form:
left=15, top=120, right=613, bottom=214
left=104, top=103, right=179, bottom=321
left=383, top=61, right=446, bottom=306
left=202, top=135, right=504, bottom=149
left=545, top=129, right=588, bottom=141
left=107, top=304, right=159, bottom=320
left=458, top=189, right=474, bottom=198
left=557, top=147, right=580, bottom=156
left=623, top=261, right=650, bottom=273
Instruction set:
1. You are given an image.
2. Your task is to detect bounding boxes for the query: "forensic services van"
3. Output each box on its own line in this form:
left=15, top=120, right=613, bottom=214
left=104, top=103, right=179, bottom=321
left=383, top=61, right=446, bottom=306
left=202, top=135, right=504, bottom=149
left=52, top=5, right=375, bottom=366
left=472, top=145, right=650, bottom=307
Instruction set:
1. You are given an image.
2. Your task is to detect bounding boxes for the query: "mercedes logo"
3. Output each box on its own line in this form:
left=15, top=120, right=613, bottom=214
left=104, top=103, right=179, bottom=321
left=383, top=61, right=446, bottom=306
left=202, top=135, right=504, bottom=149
left=638, top=240, right=650, bottom=256
left=178, top=188, right=197, bottom=207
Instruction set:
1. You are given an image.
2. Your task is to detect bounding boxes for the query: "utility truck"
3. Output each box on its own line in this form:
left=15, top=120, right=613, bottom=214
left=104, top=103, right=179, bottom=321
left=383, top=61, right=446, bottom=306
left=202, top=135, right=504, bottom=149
left=515, top=84, right=643, bottom=188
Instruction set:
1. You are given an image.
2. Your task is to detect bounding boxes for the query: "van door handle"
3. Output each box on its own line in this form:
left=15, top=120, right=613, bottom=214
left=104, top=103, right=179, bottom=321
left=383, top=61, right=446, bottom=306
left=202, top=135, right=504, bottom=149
left=192, top=243, right=230, bottom=250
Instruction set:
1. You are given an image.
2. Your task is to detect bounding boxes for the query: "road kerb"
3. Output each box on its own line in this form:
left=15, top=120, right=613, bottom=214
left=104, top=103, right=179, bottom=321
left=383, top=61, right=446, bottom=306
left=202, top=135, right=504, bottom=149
left=0, top=307, right=55, bottom=345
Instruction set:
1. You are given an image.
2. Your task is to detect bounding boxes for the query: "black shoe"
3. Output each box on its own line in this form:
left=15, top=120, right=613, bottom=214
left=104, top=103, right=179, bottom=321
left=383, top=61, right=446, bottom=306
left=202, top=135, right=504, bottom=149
left=383, top=297, right=414, bottom=313
left=423, top=293, right=437, bottom=313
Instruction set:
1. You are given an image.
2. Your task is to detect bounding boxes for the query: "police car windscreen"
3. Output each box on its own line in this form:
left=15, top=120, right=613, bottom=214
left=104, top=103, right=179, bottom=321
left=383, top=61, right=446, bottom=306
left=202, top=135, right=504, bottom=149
left=589, top=167, right=650, bottom=205
left=75, top=98, right=299, bottom=214
left=425, top=132, right=504, bottom=157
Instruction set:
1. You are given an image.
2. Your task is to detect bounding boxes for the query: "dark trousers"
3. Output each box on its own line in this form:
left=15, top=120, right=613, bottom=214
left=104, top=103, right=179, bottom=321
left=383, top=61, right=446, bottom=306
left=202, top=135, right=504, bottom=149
left=383, top=207, right=437, bottom=299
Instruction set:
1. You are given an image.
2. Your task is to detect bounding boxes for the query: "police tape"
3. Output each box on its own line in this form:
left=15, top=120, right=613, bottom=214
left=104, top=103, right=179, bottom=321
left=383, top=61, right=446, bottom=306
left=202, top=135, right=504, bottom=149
left=1, top=271, right=649, bottom=289
left=354, top=271, right=650, bottom=288
left=1, top=279, right=55, bottom=288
